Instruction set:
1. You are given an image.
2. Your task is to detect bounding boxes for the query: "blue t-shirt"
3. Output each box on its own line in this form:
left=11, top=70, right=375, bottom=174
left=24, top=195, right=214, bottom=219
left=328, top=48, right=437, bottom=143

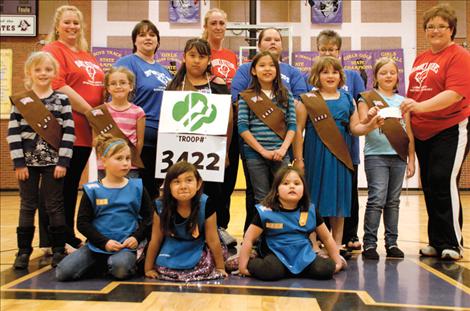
left=361, top=92, right=405, bottom=156
left=231, top=62, right=308, bottom=103
left=114, top=54, right=172, bottom=130
left=305, top=69, right=365, bottom=164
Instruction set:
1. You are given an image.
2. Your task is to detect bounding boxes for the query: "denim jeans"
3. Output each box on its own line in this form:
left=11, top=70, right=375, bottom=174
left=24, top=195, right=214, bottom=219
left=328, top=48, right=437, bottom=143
left=56, top=245, right=136, bottom=281
left=363, top=155, right=406, bottom=249
left=245, top=156, right=290, bottom=204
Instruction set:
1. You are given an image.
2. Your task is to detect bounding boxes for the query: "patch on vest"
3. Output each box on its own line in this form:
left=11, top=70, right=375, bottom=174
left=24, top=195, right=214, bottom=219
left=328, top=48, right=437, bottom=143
left=266, top=222, right=283, bottom=229
left=96, top=198, right=108, bottom=205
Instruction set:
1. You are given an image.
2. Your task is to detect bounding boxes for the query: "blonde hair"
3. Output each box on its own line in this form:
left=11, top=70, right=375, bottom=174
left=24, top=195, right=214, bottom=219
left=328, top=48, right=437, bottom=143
left=24, top=51, right=59, bottom=90
left=309, top=56, right=346, bottom=89
left=105, top=66, right=136, bottom=101
left=373, top=57, right=399, bottom=91
left=202, top=8, right=227, bottom=40
left=46, top=5, right=88, bottom=51
left=94, top=133, right=128, bottom=158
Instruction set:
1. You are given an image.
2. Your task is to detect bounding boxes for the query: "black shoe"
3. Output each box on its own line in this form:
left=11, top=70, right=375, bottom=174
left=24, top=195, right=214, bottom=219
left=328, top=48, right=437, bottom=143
left=362, top=247, right=379, bottom=260
left=386, top=246, right=404, bottom=258
left=13, top=253, right=31, bottom=269
left=339, top=248, right=352, bottom=260
left=51, top=252, right=66, bottom=267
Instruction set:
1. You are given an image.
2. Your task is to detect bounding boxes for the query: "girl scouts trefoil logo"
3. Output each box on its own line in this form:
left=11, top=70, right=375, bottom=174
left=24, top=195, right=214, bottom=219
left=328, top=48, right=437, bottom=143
left=172, top=93, right=217, bottom=132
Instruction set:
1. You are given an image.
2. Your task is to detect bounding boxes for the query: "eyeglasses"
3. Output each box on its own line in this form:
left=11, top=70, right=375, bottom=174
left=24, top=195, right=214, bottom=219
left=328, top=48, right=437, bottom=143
left=319, top=48, right=339, bottom=53
left=425, top=24, right=450, bottom=32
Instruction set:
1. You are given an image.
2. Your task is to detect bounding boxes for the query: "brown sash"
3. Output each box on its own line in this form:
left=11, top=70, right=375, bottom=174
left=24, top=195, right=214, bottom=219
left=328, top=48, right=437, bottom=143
left=85, top=104, right=145, bottom=168
left=360, top=90, right=409, bottom=161
left=300, top=91, right=354, bottom=171
left=9, top=90, right=62, bottom=151
left=239, top=90, right=287, bottom=140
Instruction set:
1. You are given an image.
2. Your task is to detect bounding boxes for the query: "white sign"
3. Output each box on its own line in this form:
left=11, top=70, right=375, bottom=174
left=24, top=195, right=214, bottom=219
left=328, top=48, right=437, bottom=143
left=155, top=133, right=227, bottom=182
left=0, top=15, right=36, bottom=36
left=379, top=107, right=402, bottom=119
left=159, top=91, right=230, bottom=135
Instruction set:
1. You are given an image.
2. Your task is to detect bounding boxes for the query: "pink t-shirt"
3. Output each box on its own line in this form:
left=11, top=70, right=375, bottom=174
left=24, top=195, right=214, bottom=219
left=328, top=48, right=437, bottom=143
left=407, top=44, right=470, bottom=140
left=97, top=103, right=145, bottom=170
left=43, top=41, right=105, bottom=147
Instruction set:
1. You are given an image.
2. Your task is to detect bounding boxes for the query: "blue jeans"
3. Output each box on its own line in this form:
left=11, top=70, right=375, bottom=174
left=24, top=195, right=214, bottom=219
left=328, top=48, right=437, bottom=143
left=56, top=245, right=136, bottom=281
left=363, top=155, right=406, bottom=249
left=245, top=156, right=290, bottom=204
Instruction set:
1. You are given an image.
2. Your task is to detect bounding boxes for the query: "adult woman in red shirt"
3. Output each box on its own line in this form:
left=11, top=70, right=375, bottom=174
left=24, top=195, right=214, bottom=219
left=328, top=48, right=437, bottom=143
left=42, top=5, right=105, bottom=251
left=402, top=4, right=470, bottom=261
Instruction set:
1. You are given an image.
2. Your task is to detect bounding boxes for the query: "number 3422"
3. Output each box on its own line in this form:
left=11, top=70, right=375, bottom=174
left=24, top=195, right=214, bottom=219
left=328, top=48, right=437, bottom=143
left=159, top=150, right=220, bottom=173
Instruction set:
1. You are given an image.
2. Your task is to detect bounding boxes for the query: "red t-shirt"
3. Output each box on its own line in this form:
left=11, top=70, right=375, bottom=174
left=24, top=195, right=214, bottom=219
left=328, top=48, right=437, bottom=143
left=407, top=44, right=470, bottom=140
left=210, top=48, right=237, bottom=90
left=43, top=41, right=105, bottom=147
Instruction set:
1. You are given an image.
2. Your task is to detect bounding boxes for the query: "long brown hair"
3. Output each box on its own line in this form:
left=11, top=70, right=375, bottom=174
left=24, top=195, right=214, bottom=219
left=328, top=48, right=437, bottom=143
left=248, top=51, right=288, bottom=106
left=159, top=161, right=203, bottom=236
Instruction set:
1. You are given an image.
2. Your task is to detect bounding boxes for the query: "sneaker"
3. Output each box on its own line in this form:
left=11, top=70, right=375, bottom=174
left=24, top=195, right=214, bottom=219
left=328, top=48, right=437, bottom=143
left=441, top=249, right=462, bottom=261
left=386, top=246, right=404, bottom=258
left=218, top=228, right=237, bottom=248
left=13, top=253, right=31, bottom=269
left=362, top=247, right=379, bottom=260
left=420, top=245, right=438, bottom=257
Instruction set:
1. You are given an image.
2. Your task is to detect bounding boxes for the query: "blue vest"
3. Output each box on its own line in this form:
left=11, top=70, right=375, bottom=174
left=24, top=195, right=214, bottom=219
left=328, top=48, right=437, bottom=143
left=256, top=204, right=317, bottom=274
left=83, top=179, right=143, bottom=254
left=155, top=194, right=207, bottom=269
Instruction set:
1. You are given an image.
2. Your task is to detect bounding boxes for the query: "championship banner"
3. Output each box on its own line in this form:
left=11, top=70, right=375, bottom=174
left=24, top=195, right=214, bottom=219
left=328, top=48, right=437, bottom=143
left=169, top=0, right=200, bottom=24
left=311, top=0, right=342, bottom=24
left=0, top=49, right=13, bottom=119
left=156, top=91, right=231, bottom=181
left=293, top=51, right=319, bottom=76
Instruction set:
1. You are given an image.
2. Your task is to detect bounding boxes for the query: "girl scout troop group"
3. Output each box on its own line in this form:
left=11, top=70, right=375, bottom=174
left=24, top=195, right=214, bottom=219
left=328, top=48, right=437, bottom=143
left=7, top=3, right=469, bottom=283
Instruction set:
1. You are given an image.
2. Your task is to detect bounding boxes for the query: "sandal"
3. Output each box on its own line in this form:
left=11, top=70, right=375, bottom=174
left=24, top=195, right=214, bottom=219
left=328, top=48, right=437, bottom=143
left=346, top=238, right=362, bottom=251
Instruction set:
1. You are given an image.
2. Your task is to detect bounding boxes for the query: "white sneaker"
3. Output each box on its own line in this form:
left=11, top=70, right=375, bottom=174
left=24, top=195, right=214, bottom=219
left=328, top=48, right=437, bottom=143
left=420, top=245, right=438, bottom=257
left=441, top=249, right=462, bottom=260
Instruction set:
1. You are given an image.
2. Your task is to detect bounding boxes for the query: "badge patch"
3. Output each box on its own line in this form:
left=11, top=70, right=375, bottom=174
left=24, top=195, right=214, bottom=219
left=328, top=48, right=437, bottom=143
left=96, top=198, right=108, bottom=205
left=266, top=222, right=283, bottom=229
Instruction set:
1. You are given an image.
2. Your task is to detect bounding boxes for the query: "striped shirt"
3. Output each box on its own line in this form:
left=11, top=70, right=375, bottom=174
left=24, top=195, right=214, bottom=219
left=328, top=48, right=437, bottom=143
left=7, top=91, right=75, bottom=168
left=238, top=91, right=297, bottom=159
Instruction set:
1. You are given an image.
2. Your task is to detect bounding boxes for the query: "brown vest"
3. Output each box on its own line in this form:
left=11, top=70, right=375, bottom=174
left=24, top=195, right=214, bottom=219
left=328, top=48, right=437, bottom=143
left=85, top=104, right=145, bottom=168
left=9, top=90, right=62, bottom=150
left=360, top=90, right=409, bottom=161
left=300, top=91, right=354, bottom=171
left=239, top=90, right=287, bottom=140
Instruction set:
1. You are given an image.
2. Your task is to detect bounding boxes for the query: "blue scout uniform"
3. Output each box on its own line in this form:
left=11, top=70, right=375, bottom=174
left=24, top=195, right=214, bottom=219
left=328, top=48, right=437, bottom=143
left=256, top=204, right=317, bottom=274
left=83, top=179, right=143, bottom=254
left=155, top=194, right=208, bottom=269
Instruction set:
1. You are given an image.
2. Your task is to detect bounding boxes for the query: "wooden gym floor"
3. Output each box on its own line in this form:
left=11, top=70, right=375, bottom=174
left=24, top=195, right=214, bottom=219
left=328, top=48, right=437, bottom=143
left=1, top=191, right=469, bottom=310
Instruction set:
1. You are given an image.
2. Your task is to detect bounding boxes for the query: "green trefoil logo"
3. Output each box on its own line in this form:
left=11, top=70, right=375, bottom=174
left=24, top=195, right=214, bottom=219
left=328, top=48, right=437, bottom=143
left=172, top=93, right=217, bottom=131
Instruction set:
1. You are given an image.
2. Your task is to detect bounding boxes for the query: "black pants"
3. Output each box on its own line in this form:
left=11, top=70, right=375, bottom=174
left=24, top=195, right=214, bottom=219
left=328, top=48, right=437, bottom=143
left=19, top=166, right=65, bottom=228
left=247, top=253, right=336, bottom=281
left=343, top=165, right=359, bottom=245
left=139, top=145, right=163, bottom=200
left=240, top=151, right=257, bottom=233
left=415, top=119, right=469, bottom=252
left=39, top=146, right=91, bottom=248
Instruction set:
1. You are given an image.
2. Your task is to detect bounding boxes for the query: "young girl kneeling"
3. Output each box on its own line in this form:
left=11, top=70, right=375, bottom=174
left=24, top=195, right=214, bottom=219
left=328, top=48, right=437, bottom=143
left=239, top=166, right=346, bottom=281
left=145, top=162, right=227, bottom=282
left=56, top=134, right=153, bottom=281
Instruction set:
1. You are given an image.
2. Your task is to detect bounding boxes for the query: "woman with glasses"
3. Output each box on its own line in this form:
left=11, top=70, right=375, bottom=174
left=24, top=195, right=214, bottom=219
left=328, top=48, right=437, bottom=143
left=401, top=4, right=470, bottom=261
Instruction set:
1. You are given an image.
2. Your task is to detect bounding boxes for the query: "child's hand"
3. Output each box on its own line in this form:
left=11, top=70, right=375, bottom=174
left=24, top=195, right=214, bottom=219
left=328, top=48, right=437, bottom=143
left=406, top=160, right=415, bottom=178
left=15, top=167, right=29, bottom=181
left=335, top=256, right=348, bottom=273
left=122, top=237, right=138, bottom=249
left=239, top=267, right=251, bottom=276
left=54, top=166, right=67, bottom=179
left=145, top=269, right=159, bottom=279
left=105, top=240, right=124, bottom=252
left=368, top=106, right=380, bottom=119
left=368, top=114, right=385, bottom=129
left=217, top=268, right=228, bottom=277
left=273, top=147, right=287, bottom=162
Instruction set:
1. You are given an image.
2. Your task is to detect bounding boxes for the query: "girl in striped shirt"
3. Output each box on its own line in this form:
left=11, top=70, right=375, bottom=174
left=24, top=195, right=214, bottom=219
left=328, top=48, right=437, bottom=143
left=7, top=51, right=75, bottom=269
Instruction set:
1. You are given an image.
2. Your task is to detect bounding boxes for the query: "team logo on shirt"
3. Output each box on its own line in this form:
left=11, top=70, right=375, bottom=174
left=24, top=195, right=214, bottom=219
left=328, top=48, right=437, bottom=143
left=74, top=60, right=104, bottom=87
left=143, top=69, right=172, bottom=86
left=411, top=62, right=440, bottom=89
left=211, top=59, right=235, bottom=79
